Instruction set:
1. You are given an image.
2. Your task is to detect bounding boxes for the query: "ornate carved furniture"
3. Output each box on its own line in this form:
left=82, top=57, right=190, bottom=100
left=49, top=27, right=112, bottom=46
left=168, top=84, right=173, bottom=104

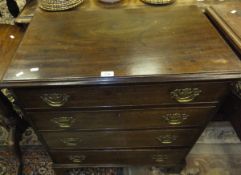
left=1, top=5, right=241, bottom=175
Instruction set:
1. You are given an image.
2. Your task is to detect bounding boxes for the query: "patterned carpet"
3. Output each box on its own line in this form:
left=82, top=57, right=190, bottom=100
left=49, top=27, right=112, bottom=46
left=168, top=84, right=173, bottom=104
left=0, top=0, right=26, bottom=24
left=1, top=121, right=241, bottom=175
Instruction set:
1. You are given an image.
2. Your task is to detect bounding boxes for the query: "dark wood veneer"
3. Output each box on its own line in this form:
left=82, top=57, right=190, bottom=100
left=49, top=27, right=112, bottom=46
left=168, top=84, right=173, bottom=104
left=206, top=2, right=241, bottom=140
left=13, top=82, right=227, bottom=110
left=206, top=3, right=241, bottom=57
left=28, top=106, right=215, bottom=131
left=41, top=129, right=200, bottom=149
left=3, top=6, right=241, bottom=84
left=50, top=149, right=188, bottom=165
left=0, top=25, right=24, bottom=80
left=2, top=6, right=241, bottom=174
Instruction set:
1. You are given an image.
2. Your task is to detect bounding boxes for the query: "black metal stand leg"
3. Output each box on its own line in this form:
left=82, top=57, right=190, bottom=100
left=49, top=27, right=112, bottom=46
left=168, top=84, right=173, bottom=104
left=0, top=92, right=29, bottom=175
left=9, top=118, right=29, bottom=175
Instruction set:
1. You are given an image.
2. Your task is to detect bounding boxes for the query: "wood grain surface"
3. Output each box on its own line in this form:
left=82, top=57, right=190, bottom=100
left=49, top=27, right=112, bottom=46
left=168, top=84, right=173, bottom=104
left=50, top=148, right=188, bottom=165
left=0, top=25, right=24, bottom=80
left=4, top=6, right=241, bottom=86
left=16, top=0, right=241, bottom=24
left=13, top=82, right=227, bottom=109
left=28, top=106, right=215, bottom=131
left=206, top=2, right=241, bottom=56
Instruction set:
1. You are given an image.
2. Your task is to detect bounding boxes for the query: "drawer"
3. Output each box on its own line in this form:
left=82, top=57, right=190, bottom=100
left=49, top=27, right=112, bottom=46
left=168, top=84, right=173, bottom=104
left=41, top=129, right=200, bottom=149
left=13, top=82, right=227, bottom=109
left=50, top=149, right=188, bottom=165
left=53, top=167, right=125, bottom=175
left=28, top=106, right=216, bottom=131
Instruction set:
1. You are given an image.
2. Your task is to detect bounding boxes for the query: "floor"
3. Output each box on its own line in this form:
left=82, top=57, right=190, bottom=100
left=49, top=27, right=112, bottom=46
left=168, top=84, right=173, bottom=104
left=1, top=121, right=241, bottom=175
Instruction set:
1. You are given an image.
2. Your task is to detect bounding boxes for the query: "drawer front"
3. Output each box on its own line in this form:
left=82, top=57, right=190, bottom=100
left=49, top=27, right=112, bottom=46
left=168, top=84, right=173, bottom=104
left=41, top=129, right=200, bottom=149
left=53, top=167, right=125, bottom=175
left=50, top=149, right=188, bottom=165
left=29, top=106, right=215, bottom=131
left=14, top=82, right=227, bottom=109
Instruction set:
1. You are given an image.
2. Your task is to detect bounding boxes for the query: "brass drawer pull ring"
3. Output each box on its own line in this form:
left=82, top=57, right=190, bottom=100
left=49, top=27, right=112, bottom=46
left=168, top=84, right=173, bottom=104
left=60, top=138, right=81, bottom=146
left=170, top=88, right=202, bottom=103
left=156, top=135, right=177, bottom=144
left=162, top=113, right=189, bottom=125
left=51, top=117, right=75, bottom=128
left=152, top=154, right=168, bottom=163
left=69, top=155, right=86, bottom=163
left=41, top=93, right=70, bottom=107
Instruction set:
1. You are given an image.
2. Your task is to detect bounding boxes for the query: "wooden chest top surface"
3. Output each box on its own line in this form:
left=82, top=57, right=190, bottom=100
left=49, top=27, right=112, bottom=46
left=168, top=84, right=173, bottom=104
left=3, top=6, right=241, bottom=86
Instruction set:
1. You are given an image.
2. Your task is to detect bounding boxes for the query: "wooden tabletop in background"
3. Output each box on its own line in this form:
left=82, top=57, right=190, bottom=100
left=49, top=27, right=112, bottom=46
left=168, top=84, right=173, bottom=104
left=0, top=25, right=24, bottom=80
left=206, top=2, right=241, bottom=56
left=15, top=0, right=241, bottom=24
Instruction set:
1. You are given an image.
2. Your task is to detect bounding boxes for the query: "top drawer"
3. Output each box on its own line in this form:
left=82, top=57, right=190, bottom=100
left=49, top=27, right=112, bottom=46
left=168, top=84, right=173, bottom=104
left=13, top=82, right=227, bottom=110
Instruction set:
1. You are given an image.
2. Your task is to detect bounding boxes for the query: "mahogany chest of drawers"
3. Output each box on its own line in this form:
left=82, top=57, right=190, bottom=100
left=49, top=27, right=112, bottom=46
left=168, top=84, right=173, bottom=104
left=1, top=5, right=241, bottom=174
